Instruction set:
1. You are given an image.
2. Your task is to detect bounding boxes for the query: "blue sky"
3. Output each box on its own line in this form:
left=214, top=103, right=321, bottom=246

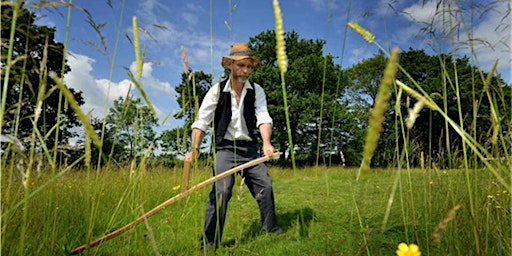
left=32, top=0, right=511, bottom=133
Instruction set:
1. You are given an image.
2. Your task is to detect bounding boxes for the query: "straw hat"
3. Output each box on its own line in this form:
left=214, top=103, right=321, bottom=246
left=221, top=42, right=260, bottom=68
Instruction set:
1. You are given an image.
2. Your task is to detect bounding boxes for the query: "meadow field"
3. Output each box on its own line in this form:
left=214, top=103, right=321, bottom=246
left=1, top=164, right=510, bottom=255
left=2, top=0, right=511, bottom=255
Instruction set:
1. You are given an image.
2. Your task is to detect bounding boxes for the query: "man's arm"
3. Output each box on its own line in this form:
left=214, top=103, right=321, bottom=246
left=185, top=128, right=205, bottom=161
left=259, top=123, right=275, bottom=157
left=184, top=83, right=220, bottom=162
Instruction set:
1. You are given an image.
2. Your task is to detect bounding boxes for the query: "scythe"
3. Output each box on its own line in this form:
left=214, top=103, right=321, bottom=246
left=71, top=152, right=281, bottom=254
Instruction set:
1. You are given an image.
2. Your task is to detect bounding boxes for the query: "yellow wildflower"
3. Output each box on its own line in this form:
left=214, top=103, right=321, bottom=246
left=396, top=243, right=421, bottom=256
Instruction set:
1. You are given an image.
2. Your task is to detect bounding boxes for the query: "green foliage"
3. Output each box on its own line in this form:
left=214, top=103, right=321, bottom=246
left=105, top=96, right=159, bottom=161
left=169, top=71, right=214, bottom=155
left=345, top=48, right=511, bottom=168
left=158, top=127, right=189, bottom=156
left=66, top=97, right=159, bottom=166
left=0, top=3, right=84, bottom=150
left=174, top=71, right=213, bottom=126
left=89, top=117, right=126, bottom=165
left=151, top=153, right=178, bottom=168
left=249, top=30, right=354, bottom=164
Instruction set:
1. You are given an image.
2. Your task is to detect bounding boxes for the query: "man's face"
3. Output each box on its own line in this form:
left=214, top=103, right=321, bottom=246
left=230, top=58, right=254, bottom=84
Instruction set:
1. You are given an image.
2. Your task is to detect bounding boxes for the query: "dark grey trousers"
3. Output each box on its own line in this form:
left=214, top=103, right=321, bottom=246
left=202, top=140, right=278, bottom=246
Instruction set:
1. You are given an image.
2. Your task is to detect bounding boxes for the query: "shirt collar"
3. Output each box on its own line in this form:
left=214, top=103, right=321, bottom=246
left=223, top=78, right=253, bottom=92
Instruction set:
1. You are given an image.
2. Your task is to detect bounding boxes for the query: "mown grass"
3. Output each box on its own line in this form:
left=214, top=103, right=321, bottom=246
left=1, top=165, right=510, bottom=255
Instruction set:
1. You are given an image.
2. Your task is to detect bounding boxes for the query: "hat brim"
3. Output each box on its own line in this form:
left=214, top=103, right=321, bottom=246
left=221, top=55, right=260, bottom=68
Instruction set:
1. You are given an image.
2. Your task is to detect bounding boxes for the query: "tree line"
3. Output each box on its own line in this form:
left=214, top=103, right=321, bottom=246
left=2, top=4, right=509, bottom=169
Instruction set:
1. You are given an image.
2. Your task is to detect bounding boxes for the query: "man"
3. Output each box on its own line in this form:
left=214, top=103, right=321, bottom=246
left=184, top=42, right=282, bottom=249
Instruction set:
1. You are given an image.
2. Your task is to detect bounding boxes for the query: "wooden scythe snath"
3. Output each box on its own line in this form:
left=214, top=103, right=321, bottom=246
left=181, top=160, right=192, bottom=192
left=71, top=152, right=281, bottom=254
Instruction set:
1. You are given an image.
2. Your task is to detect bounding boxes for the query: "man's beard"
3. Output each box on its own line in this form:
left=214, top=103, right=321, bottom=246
left=233, top=74, right=248, bottom=83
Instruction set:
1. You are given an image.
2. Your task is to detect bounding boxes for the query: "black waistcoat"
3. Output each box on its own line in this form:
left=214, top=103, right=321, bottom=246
left=213, top=79, right=257, bottom=145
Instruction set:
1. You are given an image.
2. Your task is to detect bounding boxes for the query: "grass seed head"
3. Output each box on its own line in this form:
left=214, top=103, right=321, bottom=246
left=359, top=48, right=399, bottom=176
left=180, top=45, right=189, bottom=74
left=273, top=0, right=288, bottom=73
left=430, top=204, right=461, bottom=243
left=347, top=22, right=375, bottom=43
left=132, top=16, right=142, bottom=78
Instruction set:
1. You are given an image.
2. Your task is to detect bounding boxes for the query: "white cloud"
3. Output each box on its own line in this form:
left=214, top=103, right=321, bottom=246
left=305, top=0, right=340, bottom=13
left=306, top=0, right=329, bottom=12
left=400, top=1, right=510, bottom=82
left=402, top=1, right=438, bottom=25
left=375, top=0, right=395, bottom=17
left=128, top=62, right=173, bottom=94
left=181, top=12, right=199, bottom=27
left=464, top=6, right=511, bottom=76
left=139, top=0, right=170, bottom=20
left=348, top=45, right=373, bottom=66
left=64, top=53, right=132, bottom=118
left=65, top=53, right=178, bottom=124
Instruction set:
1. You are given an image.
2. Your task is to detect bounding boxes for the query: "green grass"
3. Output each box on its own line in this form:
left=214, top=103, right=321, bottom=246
left=2, top=165, right=510, bottom=255
left=2, top=1, right=511, bottom=256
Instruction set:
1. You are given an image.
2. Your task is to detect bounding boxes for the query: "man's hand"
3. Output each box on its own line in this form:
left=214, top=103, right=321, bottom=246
left=186, top=128, right=205, bottom=162
left=259, top=123, right=275, bottom=158
left=184, top=148, right=199, bottom=162
left=262, top=144, right=275, bottom=158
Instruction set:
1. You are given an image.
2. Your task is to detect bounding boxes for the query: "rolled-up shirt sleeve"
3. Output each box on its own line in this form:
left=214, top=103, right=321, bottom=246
left=253, top=83, right=273, bottom=127
left=191, top=83, right=219, bottom=132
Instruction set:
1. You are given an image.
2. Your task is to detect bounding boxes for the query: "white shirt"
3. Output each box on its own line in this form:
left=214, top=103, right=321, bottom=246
left=191, top=78, right=273, bottom=141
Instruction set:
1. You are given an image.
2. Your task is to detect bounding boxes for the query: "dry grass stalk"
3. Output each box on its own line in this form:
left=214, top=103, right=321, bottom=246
left=30, top=1, right=72, bottom=10
left=430, top=204, right=461, bottom=242
left=406, top=98, right=426, bottom=129
left=16, top=157, right=27, bottom=188
left=35, top=36, right=49, bottom=121
left=396, top=80, right=439, bottom=111
left=1, top=1, right=18, bottom=7
left=50, top=72, right=102, bottom=150
left=180, top=45, right=189, bottom=74
left=176, top=126, right=181, bottom=150
left=126, top=70, right=157, bottom=117
left=84, top=112, right=92, bottom=168
left=141, top=206, right=162, bottom=256
left=191, top=70, right=199, bottom=118
left=340, top=150, right=346, bottom=167
left=237, top=176, right=246, bottom=201
left=1, top=55, right=27, bottom=72
left=482, top=60, right=499, bottom=145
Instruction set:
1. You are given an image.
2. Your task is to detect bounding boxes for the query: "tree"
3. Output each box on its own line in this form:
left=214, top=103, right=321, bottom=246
left=174, top=70, right=213, bottom=126
left=345, top=48, right=510, bottom=168
left=249, top=30, right=354, bottom=165
left=172, top=70, right=214, bottom=153
left=105, top=96, right=158, bottom=161
left=1, top=3, right=84, bottom=150
left=158, top=127, right=188, bottom=156
left=91, top=117, right=125, bottom=166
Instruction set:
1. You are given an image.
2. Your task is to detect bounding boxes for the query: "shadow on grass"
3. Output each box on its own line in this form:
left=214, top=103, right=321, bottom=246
left=222, top=207, right=316, bottom=247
